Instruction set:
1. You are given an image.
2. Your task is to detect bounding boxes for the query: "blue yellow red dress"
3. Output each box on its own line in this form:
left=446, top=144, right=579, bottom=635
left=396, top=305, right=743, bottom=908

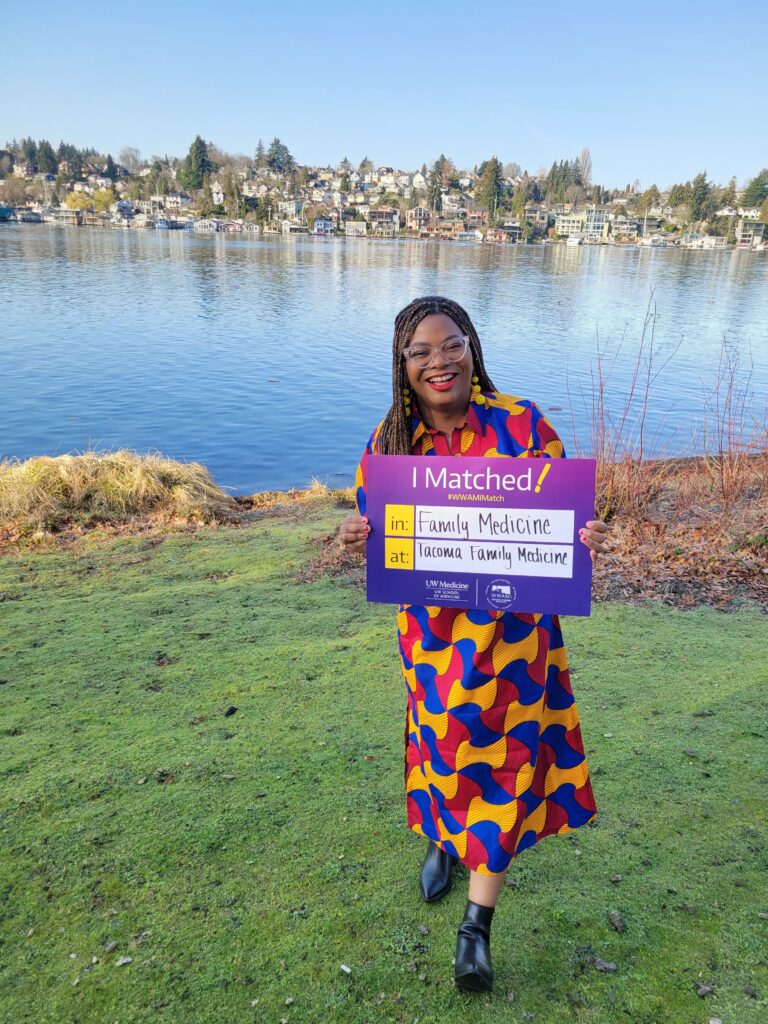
left=355, top=391, right=598, bottom=876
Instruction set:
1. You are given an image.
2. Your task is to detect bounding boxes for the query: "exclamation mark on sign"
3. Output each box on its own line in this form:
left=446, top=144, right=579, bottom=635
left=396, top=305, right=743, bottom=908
left=534, top=463, right=551, bottom=493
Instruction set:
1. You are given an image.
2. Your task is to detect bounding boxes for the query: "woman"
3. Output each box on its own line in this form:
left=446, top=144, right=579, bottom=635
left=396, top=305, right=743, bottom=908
left=339, top=295, right=609, bottom=994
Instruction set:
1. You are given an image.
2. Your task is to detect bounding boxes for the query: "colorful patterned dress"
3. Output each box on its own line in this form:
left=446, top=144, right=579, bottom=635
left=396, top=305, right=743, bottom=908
left=355, top=391, right=598, bottom=876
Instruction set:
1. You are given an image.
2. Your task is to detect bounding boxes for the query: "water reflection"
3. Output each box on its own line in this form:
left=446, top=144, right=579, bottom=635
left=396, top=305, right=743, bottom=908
left=1, top=225, right=765, bottom=493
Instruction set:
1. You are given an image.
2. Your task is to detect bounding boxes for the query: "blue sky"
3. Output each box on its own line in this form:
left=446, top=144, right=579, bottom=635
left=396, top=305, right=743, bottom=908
left=2, top=0, right=766, bottom=189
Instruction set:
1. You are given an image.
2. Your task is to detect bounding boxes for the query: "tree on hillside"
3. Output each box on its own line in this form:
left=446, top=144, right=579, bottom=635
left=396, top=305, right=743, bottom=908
left=758, top=196, right=768, bottom=224
left=266, top=138, right=295, bottom=173
left=36, top=140, right=57, bottom=175
left=178, top=136, right=214, bottom=191
left=718, top=176, right=737, bottom=209
left=104, top=154, right=117, bottom=181
left=742, top=168, right=768, bottom=207
left=440, top=156, right=457, bottom=189
left=690, top=170, right=714, bottom=221
left=57, top=141, right=84, bottom=179
left=255, top=139, right=266, bottom=169
left=544, top=159, right=577, bottom=202
left=92, top=188, right=116, bottom=213
left=359, top=155, right=373, bottom=176
left=428, top=155, right=446, bottom=211
left=221, top=167, right=244, bottom=218
left=668, top=180, right=692, bottom=206
left=476, top=157, right=504, bottom=223
left=118, top=147, right=143, bottom=173
left=0, top=177, right=28, bottom=204
left=511, top=184, right=527, bottom=220
left=199, top=174, right=214, bottom=217
left=637, top=184, right=660, bottom=213
left=577, top=147, right=592, bottom=189
left=19, top=137, right=37, bottom=167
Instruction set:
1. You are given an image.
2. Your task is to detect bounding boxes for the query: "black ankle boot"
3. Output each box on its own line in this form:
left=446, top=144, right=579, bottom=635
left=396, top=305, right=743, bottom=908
left=454, top=899, right=494, bottom=992
left=419, top=839, right=456, bottom=902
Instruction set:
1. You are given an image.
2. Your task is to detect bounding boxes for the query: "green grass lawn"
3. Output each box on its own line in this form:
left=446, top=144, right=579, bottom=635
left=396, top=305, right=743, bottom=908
left=1, top=496, right=766, bottom=1024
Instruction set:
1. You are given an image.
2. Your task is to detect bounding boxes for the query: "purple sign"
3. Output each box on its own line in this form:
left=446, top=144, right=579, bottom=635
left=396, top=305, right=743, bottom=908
left=366, top=455, right=596, bottom=615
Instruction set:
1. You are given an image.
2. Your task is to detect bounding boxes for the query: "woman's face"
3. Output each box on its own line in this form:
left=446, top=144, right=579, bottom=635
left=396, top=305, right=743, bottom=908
left=403, top=313, right=474, bottom=418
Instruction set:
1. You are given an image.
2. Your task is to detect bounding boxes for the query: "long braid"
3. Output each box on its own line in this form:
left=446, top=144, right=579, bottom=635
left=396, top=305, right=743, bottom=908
left=375, top=296, right=497, bottom=455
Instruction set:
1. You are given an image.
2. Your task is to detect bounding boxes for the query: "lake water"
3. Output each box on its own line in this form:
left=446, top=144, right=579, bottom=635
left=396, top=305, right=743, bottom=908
left=2, top=225, right=766, bottom=493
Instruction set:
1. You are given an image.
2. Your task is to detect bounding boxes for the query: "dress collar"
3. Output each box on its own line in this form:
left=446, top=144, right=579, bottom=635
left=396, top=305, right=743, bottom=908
left=410, top=394, right=488, bottom=447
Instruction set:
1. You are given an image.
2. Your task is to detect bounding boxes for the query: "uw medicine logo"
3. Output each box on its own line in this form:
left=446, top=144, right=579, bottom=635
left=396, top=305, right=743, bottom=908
left=486, top=578, right=517, bottom=610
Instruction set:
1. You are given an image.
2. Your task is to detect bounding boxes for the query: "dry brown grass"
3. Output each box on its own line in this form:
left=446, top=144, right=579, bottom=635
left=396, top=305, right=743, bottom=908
left=0, top=448, right=237, bottom=540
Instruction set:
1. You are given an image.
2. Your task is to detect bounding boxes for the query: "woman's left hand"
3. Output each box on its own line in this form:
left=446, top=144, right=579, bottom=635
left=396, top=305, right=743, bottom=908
left=579, top=520, right=610, bottom=562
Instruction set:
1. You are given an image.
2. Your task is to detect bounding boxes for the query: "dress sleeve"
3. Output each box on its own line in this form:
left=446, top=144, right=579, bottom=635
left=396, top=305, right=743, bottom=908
left=354, top=425, right=382, bottom=516
left=529, top=402, right=567, bottom=459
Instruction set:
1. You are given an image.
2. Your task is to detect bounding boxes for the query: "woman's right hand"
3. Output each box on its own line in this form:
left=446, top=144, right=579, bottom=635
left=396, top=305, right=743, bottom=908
left=339, top=514, right=370, bottom=555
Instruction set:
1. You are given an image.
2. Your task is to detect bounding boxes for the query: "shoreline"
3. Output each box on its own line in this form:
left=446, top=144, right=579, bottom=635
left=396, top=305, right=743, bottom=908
left=3, top=219, right=766, bottom=252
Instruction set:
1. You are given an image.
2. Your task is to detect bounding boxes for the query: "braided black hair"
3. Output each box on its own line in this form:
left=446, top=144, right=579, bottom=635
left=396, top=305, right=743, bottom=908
left=375, top=295, right=497, bottom=455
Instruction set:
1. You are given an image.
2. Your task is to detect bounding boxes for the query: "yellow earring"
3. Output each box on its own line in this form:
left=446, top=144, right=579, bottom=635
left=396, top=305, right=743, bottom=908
left=471, top=374, right=483, bottom=402
left=403, top=385, right=412, bottom=417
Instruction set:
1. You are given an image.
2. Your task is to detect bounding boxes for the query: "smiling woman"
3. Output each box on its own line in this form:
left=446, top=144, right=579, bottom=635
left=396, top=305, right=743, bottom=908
left=338, top=295, right=610, bottom=994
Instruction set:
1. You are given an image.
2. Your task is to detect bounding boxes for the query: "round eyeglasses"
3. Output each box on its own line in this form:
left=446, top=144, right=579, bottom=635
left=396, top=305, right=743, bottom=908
left=402, top=335, right=469, bottom=370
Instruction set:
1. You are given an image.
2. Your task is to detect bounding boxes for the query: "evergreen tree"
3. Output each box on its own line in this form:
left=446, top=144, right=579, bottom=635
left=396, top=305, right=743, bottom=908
left=668, top=181, right=692, bottom=207
left=104, top=153, right=117, bottom=181
left=255, top=139, right=266, bottom=168
left=19, top=137, right=37, bottom=166
left=690, top=170, right=713, bottom=221
left=428, top=155, right=445, bottom=211
left=179, top=136, right=213, bottom=191
left=637, top=184, right=660, bottom=213
left=266, top=138, right=295, bottom=174
left=543, top=159, right=577, bottom=203
left=222, top=168, right=243, bottom=218
left=511, top=184, right=527, bottom=220
left=742, top=168, right=768, bottom=207
left=476, top=157, right=504, bottom=223
left=718, top=176, right=737, bottom=209
left=36, top=140, right=57, bottom=175
left=200, top=174, right=213, bottom=217
left=359, top=155, right=373, bottom=175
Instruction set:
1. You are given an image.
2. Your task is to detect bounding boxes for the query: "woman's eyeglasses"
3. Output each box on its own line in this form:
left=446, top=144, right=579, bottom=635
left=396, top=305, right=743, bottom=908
left=402, top=335, right=469, bottom=370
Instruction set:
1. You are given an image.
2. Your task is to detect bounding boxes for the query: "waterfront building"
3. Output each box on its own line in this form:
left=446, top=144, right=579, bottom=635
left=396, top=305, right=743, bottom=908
left=524, top=205, right=550, bottom=230
left=555, top=212, right=585, bottom=238
left=345, top=221, right=367, bottom=236
left=313, top=218, right=335, bottom=235
left=369, top=207, right=401, bottom=232
left=611, top=215, right=639, bottom=240
left=277, top=199, right=302, bottom=218
left=406, top=206, right=431, bottom=232
left=735, top=219, right=765, bottom=247
left=164, top=192, right=192, bottom=209
left=466, top=209, right=488, bottom=228
left=281, top=219, right=308, bottom=234
left=584, top=207, right=610, bottom=242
